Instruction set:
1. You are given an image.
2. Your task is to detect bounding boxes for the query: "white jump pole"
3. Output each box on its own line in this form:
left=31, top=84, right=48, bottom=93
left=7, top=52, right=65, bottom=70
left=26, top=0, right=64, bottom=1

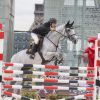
left=0, top=24, right=4, bottom=100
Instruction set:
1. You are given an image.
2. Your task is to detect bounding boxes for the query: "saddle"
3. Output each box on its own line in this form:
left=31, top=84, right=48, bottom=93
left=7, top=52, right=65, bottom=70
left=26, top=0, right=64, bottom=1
left=26, top=35, right=44, bottom=55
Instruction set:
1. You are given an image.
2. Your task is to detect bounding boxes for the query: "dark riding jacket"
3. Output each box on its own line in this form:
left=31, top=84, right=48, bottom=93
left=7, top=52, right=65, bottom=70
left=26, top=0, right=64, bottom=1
left=32, top=22, right=51, bottom=37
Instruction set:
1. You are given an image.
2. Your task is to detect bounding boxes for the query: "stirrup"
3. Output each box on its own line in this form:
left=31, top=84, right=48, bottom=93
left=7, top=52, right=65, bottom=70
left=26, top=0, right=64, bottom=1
left=30, top=54, right=35, bottom=59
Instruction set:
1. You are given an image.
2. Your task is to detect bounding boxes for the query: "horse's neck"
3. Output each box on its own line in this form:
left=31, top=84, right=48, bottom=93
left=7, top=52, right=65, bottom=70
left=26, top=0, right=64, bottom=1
left=46, top=32, right=60, bottom=45
left=46, top=24, right=65, bottom=45
left=40, top=24, right=65, bottom=55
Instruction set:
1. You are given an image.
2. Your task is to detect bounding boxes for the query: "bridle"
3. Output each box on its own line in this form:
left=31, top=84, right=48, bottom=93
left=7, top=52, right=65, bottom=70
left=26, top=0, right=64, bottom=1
left=65, top=27, right=76, bottom=40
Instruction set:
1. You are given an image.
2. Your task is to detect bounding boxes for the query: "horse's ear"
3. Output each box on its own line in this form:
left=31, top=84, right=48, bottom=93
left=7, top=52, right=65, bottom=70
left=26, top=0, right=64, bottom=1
left=65, top=20, right=70, bottom=27
left=70, top=21, right=74, bottom=26
left=67, top=20, right=70, bottom=25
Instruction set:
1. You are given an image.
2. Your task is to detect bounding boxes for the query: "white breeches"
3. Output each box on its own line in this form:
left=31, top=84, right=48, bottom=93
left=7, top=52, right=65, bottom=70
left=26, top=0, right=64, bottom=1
left=31, top=33, right=39, bottom=44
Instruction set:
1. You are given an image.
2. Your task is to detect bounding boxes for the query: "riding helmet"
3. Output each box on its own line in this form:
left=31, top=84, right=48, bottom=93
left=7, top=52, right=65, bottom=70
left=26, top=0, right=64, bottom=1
left=49, top=18, right=57, bottom=24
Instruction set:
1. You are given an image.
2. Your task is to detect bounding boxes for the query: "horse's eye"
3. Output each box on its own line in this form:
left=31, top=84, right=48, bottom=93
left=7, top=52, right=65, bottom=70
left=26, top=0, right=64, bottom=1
left=67, top=29, right=70, bottom=31
left=70, top=27, right=74, bottom=29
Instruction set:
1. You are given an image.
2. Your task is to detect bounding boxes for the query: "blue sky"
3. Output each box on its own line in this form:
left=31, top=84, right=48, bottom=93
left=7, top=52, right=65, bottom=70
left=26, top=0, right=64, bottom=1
left=14, top=0, right=44, bottom=31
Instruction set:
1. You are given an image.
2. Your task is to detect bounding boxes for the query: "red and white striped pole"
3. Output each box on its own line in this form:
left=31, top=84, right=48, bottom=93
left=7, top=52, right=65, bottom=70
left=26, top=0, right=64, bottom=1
left=93, top=33, right=99, bottom=100
left=0, top=23, right=4, bottom=99
left=97, top=33, right=100, bottom=100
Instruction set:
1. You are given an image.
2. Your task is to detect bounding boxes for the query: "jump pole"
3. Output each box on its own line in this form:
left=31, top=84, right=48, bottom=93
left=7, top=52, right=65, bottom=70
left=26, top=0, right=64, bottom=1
left=96, top=33, right=100, bottom=100
left=93, top=33, right=100, bottom=100
left=0, top=24, right=4, bottom=99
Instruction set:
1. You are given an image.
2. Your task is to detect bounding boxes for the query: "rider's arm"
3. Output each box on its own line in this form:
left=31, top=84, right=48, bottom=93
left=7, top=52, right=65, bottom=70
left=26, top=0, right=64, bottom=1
left=32, top=24, right=50, bottom=36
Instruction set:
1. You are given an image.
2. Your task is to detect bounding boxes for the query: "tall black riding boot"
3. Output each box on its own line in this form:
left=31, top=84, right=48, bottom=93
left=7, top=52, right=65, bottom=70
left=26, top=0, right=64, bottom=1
left=30, top=44, right=38, bottom=59
left=26, top=44, right=33, bottom=54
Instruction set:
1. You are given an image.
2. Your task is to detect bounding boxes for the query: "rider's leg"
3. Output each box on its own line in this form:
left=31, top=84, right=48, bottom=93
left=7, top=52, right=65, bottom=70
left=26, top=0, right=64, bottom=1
left=26, top=42, right=33, bottom=54
left=31, top=33, right=39, bottom=44
left=30, top=33, right=39, bottom=58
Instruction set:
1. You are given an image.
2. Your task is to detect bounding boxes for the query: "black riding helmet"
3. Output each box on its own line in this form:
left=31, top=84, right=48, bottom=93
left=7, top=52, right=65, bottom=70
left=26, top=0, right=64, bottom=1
left=49, top=18, right=57, bottom=24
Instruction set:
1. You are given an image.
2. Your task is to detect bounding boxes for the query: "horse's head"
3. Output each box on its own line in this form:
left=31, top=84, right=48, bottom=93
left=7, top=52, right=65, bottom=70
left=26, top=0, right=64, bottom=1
left=64, top=20, right=78, bottom=44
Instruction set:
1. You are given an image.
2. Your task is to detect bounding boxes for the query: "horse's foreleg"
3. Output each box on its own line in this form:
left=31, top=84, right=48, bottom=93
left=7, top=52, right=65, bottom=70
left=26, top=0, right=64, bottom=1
left=46, top=52, right=62, bottom=59
left=47, top=52, right=63, bottom=64
left=45, top=52, right=63, bottom=79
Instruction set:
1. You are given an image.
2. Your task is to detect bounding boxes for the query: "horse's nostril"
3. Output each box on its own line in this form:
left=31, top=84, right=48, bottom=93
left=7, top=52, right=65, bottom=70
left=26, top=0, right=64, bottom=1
left=74, top=39, right=78, bottom=44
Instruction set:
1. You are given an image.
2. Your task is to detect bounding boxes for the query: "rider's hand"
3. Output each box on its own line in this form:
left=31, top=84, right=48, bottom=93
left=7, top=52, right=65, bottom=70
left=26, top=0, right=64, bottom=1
left=50, top=27, right=56, bottom=32
left=50, top=23, right=56, bottom=32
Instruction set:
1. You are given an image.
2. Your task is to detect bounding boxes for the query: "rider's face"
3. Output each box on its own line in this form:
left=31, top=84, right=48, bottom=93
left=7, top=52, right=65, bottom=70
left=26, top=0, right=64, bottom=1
left=50, top=23, right=56, bottom=31
left=88, top=42, right=93, bottom=48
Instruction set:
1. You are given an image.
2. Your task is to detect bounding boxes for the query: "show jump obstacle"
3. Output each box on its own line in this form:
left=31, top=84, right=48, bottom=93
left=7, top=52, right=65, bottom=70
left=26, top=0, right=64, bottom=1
left=0, top=24, right=100, bottom=100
